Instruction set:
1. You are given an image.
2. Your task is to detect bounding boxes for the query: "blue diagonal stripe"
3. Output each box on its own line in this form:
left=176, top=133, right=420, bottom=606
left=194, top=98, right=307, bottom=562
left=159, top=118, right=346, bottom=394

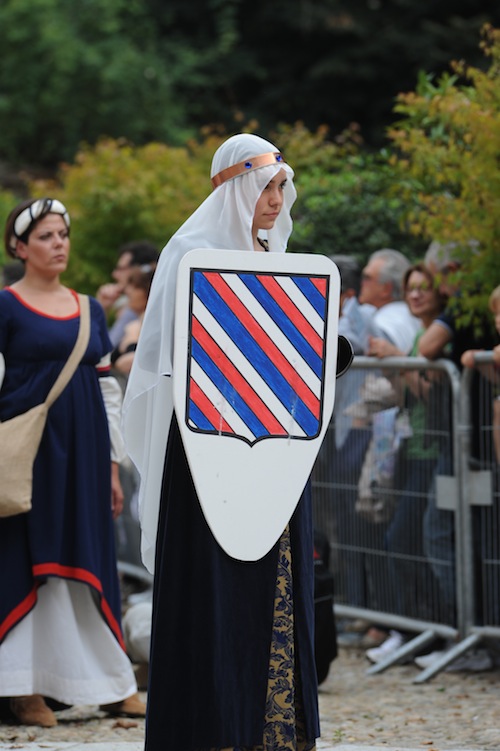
left=291, top=276, right=328, bottom=317
left=188, top=401, right=215, bottom=431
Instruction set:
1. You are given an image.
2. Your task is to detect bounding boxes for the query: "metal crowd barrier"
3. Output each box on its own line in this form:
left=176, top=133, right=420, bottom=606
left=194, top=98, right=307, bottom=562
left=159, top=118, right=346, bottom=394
left=311, top=353, right=500, bottom=681
left=115, top=456, right=154, bottom=587
left=455, top=353, right=500, bottom=669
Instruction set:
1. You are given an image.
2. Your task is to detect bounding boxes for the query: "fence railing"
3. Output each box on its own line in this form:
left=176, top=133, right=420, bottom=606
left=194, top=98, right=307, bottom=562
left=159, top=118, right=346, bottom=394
left=311, top=353, right=500, bottom=681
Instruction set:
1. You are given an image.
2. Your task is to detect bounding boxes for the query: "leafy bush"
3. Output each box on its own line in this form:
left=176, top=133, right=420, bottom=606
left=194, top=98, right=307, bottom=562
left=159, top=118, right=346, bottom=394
left=0, top=0, right=188, bottom=167
left=30, top=134, right=225, bottom=292
left=388, top=24, right=500, bottom=325
left=6, top=122, right=426, bottom=290
left=0, top=189, right=23, bottom=267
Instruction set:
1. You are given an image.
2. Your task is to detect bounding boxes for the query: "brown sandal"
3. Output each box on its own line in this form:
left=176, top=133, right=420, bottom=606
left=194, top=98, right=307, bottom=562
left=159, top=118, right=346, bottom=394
left=100, top=692, right=146, bottom=717
left=10, top=694, right=57, bottom=727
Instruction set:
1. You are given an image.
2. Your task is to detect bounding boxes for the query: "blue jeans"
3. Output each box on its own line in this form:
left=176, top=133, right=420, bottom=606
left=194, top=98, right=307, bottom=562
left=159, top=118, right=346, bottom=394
left=385, top=457, right=438, bottom=620
left=422, top=451, right=456, bottom=626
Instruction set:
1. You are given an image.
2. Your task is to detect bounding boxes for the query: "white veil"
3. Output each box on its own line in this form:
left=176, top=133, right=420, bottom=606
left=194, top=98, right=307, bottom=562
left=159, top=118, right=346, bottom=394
left=122, top=133, right=297, bottom=572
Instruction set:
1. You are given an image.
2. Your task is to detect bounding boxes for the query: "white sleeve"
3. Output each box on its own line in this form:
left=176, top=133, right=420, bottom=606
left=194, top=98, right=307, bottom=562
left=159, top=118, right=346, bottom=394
left=0, top=353, right=4, bottom=392
left=100, top=374, right=127, bottom=463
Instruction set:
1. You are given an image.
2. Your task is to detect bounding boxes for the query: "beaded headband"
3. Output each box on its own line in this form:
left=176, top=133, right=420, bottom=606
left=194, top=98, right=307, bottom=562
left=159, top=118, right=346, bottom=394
left=211, top=152, right=285, bottom=189
left=10, top=198, right=70, bottom=251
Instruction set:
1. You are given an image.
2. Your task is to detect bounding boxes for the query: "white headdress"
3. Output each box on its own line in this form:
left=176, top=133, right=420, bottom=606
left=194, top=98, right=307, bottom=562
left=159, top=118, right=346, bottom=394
left=8, top=198, right=70, bottom=253
left=122, top=133, right=296, bottom=571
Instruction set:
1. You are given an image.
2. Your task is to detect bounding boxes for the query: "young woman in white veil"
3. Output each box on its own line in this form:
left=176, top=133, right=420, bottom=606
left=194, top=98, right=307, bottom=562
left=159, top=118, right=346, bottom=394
left=123, top=133, right=320, bottom=751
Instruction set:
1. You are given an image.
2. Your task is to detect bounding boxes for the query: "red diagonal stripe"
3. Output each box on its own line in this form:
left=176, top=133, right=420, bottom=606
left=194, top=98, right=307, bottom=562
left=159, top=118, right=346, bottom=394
left=192, top=316, right=287, bottom=435
left=311, top=276, right=327, bottom=295
left=204, top=272, right=320, bottom=419
left=189, top=376, right=234, bottom=433
left=256, top=275, right=323, bottom=356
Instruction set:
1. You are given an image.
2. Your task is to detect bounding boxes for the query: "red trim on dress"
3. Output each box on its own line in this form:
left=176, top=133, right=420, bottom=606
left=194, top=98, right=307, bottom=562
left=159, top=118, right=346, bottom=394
left=4, top=287, right=80, bottom=320
left=1, top=564, right=126, bottom=651
left=32, top=563, right=126, bottom=650
left=0, top=586, right=39, bottom=642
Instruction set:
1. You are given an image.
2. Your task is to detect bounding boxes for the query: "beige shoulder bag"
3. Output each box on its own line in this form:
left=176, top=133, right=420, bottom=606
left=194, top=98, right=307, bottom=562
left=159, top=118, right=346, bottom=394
left=0, top=294, right=90, bottom=518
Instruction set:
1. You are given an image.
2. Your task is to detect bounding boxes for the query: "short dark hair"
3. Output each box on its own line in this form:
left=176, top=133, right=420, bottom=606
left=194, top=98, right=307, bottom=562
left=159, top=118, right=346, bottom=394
left=127, top=265, right=156, bottom=296
left=329, top=255, right=361, bottom=296
left=118, top=240, right=159, bottom=268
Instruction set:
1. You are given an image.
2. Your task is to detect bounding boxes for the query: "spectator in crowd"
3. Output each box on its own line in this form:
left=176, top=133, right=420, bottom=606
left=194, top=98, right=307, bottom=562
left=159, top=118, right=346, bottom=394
left=414, top=241, right=497, bottom=670
left=123, top=134, right=320, bottom=751
left=461, top=283, right=500, bottom=373
left=343, top=248, right=419, bottom=650
left=359, top=248, right=420, bottom=353
left=314, top=256, right=373, bottom=634
left=111, top=263, right=157, bottom=585
left=96, top=240, right=159, bottom=348
left=331, top=254, right=373, bottom=435
left=364, top=263, right=448, bottom=662
left=0, top=198, right=145, bottom=727
left=111, top=264, right=156, bottom=376
left=462, top=285, right=500, bottom=464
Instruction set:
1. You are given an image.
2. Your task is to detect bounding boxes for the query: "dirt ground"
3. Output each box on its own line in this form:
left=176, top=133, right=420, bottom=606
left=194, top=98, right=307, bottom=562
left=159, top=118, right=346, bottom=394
left=318, top=645, right=500, bottom=750
left=1, top=645, right=499, bottom=750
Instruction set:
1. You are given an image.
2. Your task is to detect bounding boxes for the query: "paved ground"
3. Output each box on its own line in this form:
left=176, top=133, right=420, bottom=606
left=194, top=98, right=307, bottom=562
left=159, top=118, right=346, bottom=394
left=0, top=745, right=490, bottom=751
left=1, top=643, right=499, bottom=751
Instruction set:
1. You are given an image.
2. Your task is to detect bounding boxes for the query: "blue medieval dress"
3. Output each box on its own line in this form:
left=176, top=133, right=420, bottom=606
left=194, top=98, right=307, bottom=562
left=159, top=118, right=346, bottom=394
left=144, top=415, right=320, bottom=751
left=0, top=289, right=136, bottom=705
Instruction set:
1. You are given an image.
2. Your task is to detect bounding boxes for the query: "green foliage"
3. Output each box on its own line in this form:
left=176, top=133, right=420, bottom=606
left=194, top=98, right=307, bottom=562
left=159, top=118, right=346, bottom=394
left=388, top=24, right=500, bottom=324
left=30, top=134, right=226, bottom=292
left=0, top=189, right=21, bottom=267
left=0, top=0, right=188, bottom=167
left=145, top=0, right=500, bottom=148
left=272, top=124, right=424, bottom=263
left=289, top=163, right=425, bottom=263
left=1, top=0, right=500, bottom=172
left=10, top=121, right=426, bottom=290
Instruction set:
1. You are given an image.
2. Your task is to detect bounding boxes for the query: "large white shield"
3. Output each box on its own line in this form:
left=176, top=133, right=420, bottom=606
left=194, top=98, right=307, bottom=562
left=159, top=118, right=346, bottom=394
left=173, top=249, right=340, bottom=560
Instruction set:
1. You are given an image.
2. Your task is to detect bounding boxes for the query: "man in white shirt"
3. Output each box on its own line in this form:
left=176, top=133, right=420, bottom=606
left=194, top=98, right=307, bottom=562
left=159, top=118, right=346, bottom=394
left=359, top=248, right=420, bottom=353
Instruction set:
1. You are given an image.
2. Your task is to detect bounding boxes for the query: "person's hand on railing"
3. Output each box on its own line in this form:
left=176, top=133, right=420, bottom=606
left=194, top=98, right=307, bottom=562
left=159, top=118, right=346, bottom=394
left=367, top=336, right=404, bottom=359
left=461, top=348, right=484, bottom=369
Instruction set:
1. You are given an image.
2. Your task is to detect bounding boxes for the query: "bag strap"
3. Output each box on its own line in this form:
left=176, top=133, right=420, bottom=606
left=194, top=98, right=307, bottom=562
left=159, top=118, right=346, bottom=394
left=45, top=294, right=91, bottom=408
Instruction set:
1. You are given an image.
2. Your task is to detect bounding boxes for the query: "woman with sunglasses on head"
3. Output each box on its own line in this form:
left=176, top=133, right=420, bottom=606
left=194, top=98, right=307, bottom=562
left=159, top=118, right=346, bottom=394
left=0, top=199, right=145, bottom=727
left=123, top=134, right=321, bottom=751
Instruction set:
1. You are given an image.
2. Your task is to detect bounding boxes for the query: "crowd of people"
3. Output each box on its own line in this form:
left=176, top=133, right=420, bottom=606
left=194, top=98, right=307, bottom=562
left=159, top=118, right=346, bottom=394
left=0, top=134, right=498, bottom=749
left=320, top=242, right=500, bottom=672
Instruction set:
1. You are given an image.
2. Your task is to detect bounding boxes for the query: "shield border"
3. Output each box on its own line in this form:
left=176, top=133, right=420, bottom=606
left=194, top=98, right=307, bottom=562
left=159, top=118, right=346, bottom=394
left=184, top=266, right=331, bottom=447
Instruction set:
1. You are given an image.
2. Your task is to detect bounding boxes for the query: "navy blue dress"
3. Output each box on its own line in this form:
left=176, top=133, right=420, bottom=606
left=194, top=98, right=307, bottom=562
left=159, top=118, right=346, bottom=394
left=145, top=416, right=319, bottom=751
left=0, top=289, right=124, bottom=649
